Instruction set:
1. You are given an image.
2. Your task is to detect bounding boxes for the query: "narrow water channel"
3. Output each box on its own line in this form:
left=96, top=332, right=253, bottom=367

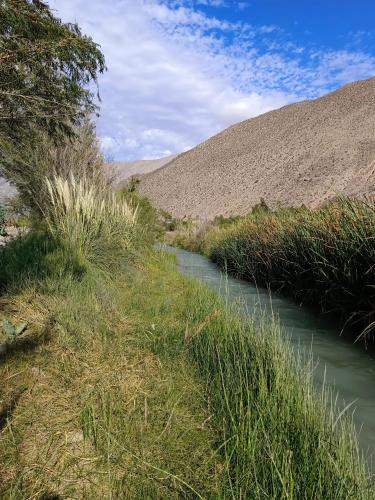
left=161, top=244, right=375, bottom=466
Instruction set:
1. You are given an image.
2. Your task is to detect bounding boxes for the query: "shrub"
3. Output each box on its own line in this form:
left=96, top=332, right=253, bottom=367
left=45, top=174, right=138, bottom=271
left=1, top=123, right=105, bottom=215
left=119, top=187, right=165, bottom=245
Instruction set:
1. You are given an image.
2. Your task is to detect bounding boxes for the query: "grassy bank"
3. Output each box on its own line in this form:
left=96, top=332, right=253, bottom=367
left=0, top=180, right=372, bottom=497
left=171, top=198, right=375, bottom=337
left=0, top=237, right=225, bottom=497
left=1, top=239, right=372, bottom=497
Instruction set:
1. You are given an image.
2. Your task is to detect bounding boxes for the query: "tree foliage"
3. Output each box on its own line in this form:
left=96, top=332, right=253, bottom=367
left=1, top=122, right=105, bottom=213
left=0, top=0, right=105, bottom=143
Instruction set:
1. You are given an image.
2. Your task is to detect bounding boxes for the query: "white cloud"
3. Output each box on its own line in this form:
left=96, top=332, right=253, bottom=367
left=50, top=0, right=375, bottom=160
left=237, top=2, right=248, bottom=10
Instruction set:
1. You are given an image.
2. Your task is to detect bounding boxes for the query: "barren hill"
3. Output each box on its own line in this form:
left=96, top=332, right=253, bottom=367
left=0, top=178, right=15, bottom=204
left=106, top=155, right=176, bottom=186
left=139, top=77, right=375, bottom=219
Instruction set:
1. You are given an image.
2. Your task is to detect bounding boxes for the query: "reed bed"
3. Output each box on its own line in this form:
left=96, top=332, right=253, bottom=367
left=177, top=198, right=375, bottom=334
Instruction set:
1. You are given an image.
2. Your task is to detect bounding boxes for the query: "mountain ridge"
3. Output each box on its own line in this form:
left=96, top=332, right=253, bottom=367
left=139, top=77, right=375, bottom=219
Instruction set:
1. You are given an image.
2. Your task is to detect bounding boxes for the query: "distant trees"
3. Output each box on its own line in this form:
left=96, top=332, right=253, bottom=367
left=0, top=0, right=106, bottom=211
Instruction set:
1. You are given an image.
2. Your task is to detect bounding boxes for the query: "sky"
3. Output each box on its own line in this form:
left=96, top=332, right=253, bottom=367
left=50, top=0, right=375, bottom=161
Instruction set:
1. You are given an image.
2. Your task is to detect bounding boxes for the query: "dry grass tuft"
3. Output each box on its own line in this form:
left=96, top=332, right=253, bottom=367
left=45, top=174, right=138, bottom=269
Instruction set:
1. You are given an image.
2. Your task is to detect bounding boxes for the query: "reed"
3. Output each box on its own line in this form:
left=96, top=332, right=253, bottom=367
left=45, top=174, right=138, bottom=270
left=177, top=198, right=375, bottom=334
left=184, top=280, right=372, bottom=498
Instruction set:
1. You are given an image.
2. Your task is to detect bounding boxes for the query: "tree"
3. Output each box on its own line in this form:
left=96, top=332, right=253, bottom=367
left=2, top=122, right=105, bottom=213
left=0, top=0, right=106, bottom=142
left=0, top=0, right=106, bottom=212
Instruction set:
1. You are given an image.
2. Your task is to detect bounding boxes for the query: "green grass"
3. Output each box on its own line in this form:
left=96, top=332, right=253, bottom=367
left=0, top=240, right=371, bottom=498
left=172, top=198, right=375, bottom=336
left=185, top=285, right=371, bottom=498
left=0, top=245, right=226, bottom=497
left=0, top=179, right=372, bottom=498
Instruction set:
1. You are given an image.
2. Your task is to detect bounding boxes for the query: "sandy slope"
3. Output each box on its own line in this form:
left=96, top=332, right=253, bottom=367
left=0, top=178, right=15, bottom=204
left=105, top=155, right=177, bottom=185
left=139, top=77, right=375, bottom=219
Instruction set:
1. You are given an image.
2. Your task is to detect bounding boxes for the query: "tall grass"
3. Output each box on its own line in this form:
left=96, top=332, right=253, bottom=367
left=0, top=190, right=372, bottom=496
left=45, top=174, right=137, bottom=270
left=175, top=198, right=375, bottom=334
left=184, top=283, right=372, bottom=497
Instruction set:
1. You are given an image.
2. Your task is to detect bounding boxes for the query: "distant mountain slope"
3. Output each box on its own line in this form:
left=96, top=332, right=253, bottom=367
left=0, top=178, right=15, bottom=204
left=105, top=155, right=177, bottom=185
left=0, top=156, right=176, bottom=205
left=139, top=77, right=375, bottom=219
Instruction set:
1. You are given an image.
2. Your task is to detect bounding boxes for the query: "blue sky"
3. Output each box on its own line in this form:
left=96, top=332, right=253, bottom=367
left=200, top=1, right=375, bottom=51
left=50, top=0, right=375, bottom=160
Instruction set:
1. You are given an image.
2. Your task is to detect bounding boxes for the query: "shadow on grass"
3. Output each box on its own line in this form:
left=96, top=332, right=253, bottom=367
left=0, top=318, right=55, bottom=364
left=0, top=229, right=84, bottom=294
left=0, top=385, right=28, bottom=431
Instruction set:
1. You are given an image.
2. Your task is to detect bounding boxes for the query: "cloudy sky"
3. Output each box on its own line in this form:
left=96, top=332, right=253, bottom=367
left=50, top=0, right=375, bottom=161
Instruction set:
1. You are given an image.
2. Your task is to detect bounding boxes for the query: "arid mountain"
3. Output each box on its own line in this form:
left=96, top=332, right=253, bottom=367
left=105, top=155, right=177, bottom=186
left=0, top=178, right=15, bottom=204
left=139, top=77, right=375, bottom=219
left=0, top=155, right=176, bottom=205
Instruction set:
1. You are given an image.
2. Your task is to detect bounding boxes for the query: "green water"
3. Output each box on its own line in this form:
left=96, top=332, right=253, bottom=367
left=162, top=244, right=375, bottom=467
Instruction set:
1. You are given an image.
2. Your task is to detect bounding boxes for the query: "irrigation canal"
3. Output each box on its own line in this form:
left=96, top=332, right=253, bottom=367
left=161, top=244, right=375, bottom=468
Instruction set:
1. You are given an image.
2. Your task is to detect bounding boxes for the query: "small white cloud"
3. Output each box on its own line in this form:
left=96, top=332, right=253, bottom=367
left=196, top=0, right=227, bottom=6
left=237, top=2, right=248, bottom=11
left=100, top=136, right=120, bottom=155
left=50, top=0, right=375, bottom=160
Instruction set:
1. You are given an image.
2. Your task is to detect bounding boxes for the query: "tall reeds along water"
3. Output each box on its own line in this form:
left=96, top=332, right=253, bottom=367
left=176, top=198, right=375, bottom=338
left=179, top=277, right=372, bottom=498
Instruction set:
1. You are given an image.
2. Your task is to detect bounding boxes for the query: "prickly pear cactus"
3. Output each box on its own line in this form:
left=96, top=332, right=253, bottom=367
left=3, top=319, right=28, bottom=343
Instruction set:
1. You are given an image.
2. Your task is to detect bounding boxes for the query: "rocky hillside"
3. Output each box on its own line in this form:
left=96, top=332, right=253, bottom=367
left=139, top=77, right=375, bottom=219
left=0, top=178, right=15, bottom=204
left=106, top=155, right=176, bottom=186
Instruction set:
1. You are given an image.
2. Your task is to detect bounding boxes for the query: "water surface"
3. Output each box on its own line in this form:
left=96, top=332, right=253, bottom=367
left=161, top=244, right=375, bottom=465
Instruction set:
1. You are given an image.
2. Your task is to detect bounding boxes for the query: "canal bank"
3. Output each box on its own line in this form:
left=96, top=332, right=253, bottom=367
left=161, top=244, right=375, bottom=466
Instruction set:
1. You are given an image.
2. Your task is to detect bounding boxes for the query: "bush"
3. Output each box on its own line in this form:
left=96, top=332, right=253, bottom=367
left=119, top=187, right=165, bottom=245
left=45, top=174, right=138, bottom=272
left=1, top=123, right=105, bottom=215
